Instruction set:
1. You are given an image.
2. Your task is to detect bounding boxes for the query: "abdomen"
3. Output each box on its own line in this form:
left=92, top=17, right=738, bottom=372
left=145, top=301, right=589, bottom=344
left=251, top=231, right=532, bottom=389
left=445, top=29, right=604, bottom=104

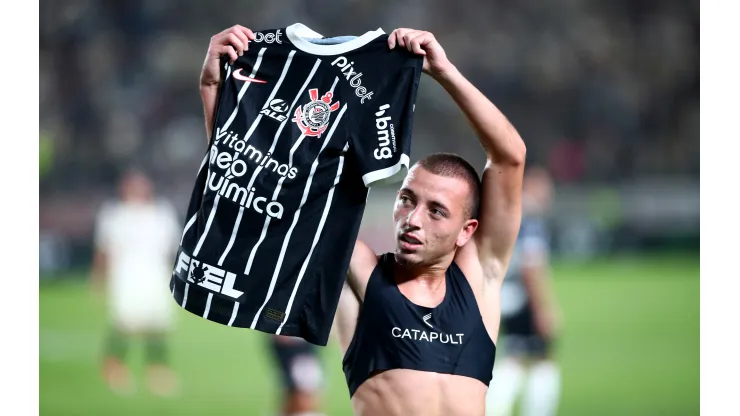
left=352, top=369, right=487, bottom=416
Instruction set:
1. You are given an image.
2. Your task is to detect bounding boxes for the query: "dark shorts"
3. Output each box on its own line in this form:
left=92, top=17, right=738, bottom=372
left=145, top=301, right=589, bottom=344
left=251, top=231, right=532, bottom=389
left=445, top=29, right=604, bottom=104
left=269, top=336, right=324, bottom=393
left=499, top=305, right=554, bottom=358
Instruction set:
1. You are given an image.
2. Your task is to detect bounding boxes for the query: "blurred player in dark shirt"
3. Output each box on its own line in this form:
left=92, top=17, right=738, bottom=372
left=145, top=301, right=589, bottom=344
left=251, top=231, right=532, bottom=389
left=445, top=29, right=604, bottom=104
left=487, top=166, right=563, bottom=416
left=268, top=334, right=326, bottom=416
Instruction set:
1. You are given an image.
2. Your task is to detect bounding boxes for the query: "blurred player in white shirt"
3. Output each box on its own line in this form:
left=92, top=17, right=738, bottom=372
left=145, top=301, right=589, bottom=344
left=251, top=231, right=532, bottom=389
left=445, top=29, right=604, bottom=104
left=91, top=168, right=181, bottom=396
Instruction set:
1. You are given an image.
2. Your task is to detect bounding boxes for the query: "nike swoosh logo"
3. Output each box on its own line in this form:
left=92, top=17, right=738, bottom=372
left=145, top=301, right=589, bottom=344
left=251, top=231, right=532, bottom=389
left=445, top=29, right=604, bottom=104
left=232, top=68, right=266, bottom=83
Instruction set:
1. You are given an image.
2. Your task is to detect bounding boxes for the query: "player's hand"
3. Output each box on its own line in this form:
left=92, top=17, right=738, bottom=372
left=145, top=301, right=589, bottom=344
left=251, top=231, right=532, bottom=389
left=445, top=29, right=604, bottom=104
left=201, top=25, right=256, bottom=87
left=388, top=28, right=452, bottom=80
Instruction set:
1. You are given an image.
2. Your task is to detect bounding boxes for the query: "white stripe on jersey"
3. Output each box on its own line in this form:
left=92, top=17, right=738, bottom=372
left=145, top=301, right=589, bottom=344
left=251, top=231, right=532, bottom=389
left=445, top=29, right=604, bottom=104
left=216, top=51, right=297, bottom=266
left=250, top=103, right=349, bottom=330
left=329, top=76, right=339, bottom=94
left=227, top=302, right=240, bottom=326
left=182, top=283, right=190, bottom=308
left=203, top=293, right=213, bottom=319
left=276, top=141, right=350, bottom=335
left=241, top=50, right=297, bottom=144
left=221, top=48, right=267, bottom=132
left=180, top=152, right=210, bottom=244
left=193, top=48, right=268, bottom=255
left=243, top=73, right=336, bottom=274
left=240, top=60, right=324, bottom=274
left=218, top=206, right=244, bottom=266
left=193, top=195, right=221, bottom=256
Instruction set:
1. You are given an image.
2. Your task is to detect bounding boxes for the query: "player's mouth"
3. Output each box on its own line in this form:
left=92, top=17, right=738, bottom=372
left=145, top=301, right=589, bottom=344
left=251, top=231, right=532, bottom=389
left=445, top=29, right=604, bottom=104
left=398, top=233, right=423, bottom=251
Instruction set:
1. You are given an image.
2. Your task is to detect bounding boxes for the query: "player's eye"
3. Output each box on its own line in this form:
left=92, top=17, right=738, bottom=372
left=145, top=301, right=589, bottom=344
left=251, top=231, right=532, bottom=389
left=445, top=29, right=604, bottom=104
left=399, top=195, right=411, bottom=205
left=430, top=208, right=445, bottom=218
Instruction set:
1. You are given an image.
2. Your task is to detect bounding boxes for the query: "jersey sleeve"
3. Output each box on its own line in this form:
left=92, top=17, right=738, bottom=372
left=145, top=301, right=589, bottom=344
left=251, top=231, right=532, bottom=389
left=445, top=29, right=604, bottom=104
left=351, top=59, right=422, bottom=188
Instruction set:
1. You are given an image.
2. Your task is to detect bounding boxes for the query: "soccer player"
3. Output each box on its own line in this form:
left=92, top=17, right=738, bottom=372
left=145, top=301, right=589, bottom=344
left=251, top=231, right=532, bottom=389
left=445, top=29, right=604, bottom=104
left=487, top=166, right=562, bottom=416
left=91, top=169, right=181, bottom=396
left=268, top=334, right=326, bottom=416
left=335, top=28, right=528, bottom=416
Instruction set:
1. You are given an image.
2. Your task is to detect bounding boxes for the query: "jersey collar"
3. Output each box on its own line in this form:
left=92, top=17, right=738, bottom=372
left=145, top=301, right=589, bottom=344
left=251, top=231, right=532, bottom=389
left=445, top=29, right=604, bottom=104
left=285, top=23, right=385, bottom=56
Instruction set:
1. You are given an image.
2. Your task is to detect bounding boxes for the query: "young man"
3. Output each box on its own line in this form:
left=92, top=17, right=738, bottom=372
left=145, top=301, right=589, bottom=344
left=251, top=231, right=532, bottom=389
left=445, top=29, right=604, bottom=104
left=487, top=166, right=563, bottom=416
left=91, top=169, right=181, bottom=396
left=199, top=25, right=525, bottom=415
left=334, top=29, right=527, bottom=416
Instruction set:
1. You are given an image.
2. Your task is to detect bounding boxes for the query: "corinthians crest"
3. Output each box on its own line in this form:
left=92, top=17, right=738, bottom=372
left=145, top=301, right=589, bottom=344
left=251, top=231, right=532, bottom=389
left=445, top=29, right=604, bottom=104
left=292, top=88, right=341, bottom=137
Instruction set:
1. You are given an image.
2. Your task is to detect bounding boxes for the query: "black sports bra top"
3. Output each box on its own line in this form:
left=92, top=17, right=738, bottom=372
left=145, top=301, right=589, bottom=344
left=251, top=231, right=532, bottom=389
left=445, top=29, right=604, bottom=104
left=342, top=253, right=496, bottom=397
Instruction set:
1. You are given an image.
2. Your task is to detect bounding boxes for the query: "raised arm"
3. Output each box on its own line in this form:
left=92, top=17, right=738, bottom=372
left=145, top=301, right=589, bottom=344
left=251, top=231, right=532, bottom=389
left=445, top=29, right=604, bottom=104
left=333, top=282, right=362, bottom=355
left=334, top=240, right=377, bottom=351
left=345, top=240, right=378, bottom=302
left=199, top=25, right=255, bottom=143
left=389, top=29, right=526, bottom=278
left=438, top=69, right=525, bottom=269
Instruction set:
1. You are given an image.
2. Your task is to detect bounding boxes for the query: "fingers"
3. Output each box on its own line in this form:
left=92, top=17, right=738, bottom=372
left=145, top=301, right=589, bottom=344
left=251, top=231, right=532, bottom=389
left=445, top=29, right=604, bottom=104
left=232, top=31, right=251, bottom=53
left=216, top=25, right=255, bottom=43
left=405, top=32, right=428, bottom=56
left=388, top=28, right=413, bottom=49
left=216, top=44, right=239, bottom=65
left=212, top=25, right=257, bottom=64
left=224, top=33, right=246, bottom=55
left=233, top=25, right=256, bottom=42
left=388, top=28, right=432, bottom=56
left=388, top=29, right=400, bottom=48
left=392, top=28, right=412, bottom=49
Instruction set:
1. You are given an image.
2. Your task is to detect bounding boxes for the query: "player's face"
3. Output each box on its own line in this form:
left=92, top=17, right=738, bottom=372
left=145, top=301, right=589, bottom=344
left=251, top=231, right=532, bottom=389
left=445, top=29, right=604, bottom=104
left=393, top=166, right=477, bottom=267
left=523, top=170, right=554, bottom=214
left=121, top=172, right=154, bottom=203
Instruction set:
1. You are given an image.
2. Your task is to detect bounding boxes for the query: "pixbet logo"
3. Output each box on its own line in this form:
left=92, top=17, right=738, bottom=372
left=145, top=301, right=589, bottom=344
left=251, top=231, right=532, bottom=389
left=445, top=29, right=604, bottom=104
left=252, top=29, right=282, bottom=44
left=373, top=104, right=396, bottom=160
left=330, top=56, right=374, bottom=104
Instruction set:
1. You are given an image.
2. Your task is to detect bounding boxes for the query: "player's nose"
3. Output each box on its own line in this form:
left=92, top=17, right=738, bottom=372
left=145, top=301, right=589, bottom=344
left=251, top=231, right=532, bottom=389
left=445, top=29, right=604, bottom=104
left=406, top=206, right=424, bottom=229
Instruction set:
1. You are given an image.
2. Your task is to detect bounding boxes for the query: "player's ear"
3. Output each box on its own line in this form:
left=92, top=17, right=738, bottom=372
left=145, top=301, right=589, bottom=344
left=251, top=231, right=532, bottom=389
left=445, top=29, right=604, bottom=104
left=456, top=219, right=478, bottom=248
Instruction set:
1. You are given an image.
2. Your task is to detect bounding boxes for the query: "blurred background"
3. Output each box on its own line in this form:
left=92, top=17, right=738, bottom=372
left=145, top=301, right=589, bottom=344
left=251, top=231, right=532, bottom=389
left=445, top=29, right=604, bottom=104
left=39, top=0, right=699, bottom=415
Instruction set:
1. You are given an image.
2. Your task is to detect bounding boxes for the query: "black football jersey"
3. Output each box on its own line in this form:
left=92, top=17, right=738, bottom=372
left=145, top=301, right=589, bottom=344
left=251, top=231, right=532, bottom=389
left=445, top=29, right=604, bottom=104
left=170, top=23, right=423, bottom=346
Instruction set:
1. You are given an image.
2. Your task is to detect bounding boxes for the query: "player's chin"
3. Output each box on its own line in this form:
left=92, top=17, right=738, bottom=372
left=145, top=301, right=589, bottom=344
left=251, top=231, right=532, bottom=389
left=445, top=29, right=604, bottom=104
left=394, top=247, right=424, bottom=266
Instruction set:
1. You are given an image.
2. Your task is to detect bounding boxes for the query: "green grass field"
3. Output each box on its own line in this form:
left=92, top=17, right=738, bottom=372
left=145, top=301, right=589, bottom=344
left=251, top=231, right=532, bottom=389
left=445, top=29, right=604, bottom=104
left=40, top=253, right=699, bottom=416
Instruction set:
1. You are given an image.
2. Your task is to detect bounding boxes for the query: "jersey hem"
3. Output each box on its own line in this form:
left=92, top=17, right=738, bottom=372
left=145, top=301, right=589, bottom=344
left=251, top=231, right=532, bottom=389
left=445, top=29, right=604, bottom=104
left=362, top=154, right=410, bottom=187
left=169, top=275, right=330, bottom=346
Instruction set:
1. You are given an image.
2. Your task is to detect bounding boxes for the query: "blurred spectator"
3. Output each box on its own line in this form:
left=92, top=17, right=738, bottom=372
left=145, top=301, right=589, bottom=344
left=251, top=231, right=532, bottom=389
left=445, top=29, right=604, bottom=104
left=39, top=0, right=698, bottom=194
left=39, top=0, right=698, bottom=260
